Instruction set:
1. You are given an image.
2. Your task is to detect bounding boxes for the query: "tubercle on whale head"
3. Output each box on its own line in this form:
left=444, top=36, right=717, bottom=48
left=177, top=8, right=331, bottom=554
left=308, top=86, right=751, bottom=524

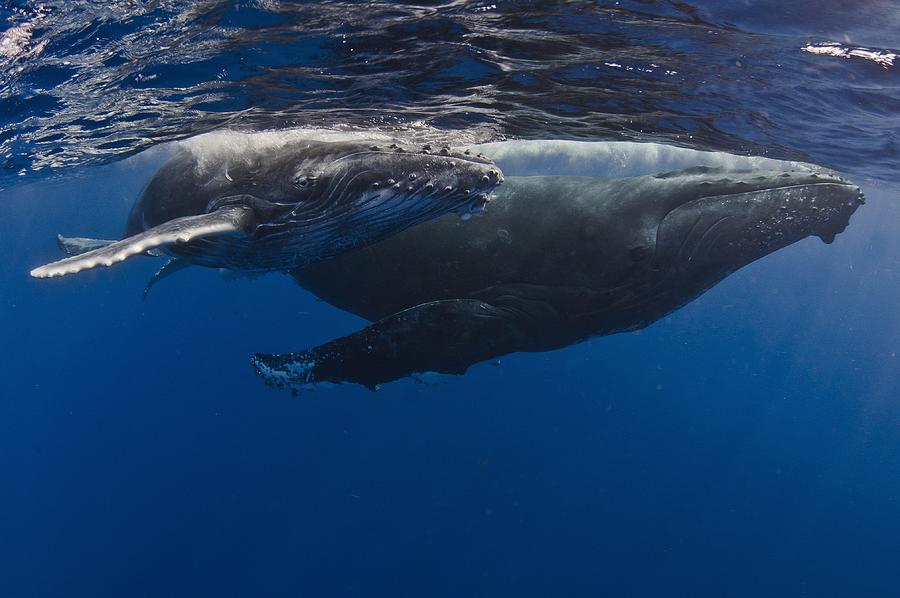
left=284, top=140, right=504, bottom=221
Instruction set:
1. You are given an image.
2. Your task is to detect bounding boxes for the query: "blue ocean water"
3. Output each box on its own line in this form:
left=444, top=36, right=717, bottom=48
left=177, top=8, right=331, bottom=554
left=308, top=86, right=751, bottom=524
left=2, top=2, right=900, bottom=597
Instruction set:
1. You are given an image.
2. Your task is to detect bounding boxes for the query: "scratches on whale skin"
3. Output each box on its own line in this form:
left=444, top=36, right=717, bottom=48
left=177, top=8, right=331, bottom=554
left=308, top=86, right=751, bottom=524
left=688, top=214, right=735, bottom=263
left=674, top=213, right=706, bottom=263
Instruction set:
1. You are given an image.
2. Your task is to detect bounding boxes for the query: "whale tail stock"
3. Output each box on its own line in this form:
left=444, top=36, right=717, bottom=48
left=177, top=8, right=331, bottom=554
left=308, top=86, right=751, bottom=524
left=30, top=206, right=254, bottom=279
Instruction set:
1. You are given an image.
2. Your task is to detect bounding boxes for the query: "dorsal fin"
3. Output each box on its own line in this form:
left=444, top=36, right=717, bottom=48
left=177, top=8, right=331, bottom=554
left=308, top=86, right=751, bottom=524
left=31, top=207, right=255, bottom=279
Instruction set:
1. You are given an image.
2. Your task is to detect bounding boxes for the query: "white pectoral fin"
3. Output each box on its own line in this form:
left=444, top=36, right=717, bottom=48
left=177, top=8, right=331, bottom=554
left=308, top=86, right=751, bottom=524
left=58, top=236, right=165, bottom=258
left=30, top=207, right=255, bottom=279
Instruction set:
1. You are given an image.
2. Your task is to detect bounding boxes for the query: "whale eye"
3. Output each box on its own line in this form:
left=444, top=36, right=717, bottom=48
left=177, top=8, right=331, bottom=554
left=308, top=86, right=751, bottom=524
left=292, top=174, right=317, bottom=189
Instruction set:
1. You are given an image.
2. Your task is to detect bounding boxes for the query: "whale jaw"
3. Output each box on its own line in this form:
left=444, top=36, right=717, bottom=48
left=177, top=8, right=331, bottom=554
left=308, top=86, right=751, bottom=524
left=654, top=173, right=863, bottom=273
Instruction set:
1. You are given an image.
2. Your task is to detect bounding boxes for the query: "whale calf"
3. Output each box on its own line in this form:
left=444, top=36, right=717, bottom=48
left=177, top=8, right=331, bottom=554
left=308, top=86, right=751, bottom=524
left=252, top=166, right=864, bottom=390
left=30, top=134, right=503, bottom=279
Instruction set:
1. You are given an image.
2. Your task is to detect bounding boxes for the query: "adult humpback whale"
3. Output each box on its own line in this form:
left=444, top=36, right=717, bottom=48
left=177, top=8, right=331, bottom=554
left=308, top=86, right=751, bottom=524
left=252, top=165, right=863, bottom=390
left=30, top=133, right=503, bottom=279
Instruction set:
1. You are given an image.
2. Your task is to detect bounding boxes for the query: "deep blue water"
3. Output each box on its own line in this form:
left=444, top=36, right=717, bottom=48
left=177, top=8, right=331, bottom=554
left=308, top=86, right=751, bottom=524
left=3, top=2, right=900, bottom=597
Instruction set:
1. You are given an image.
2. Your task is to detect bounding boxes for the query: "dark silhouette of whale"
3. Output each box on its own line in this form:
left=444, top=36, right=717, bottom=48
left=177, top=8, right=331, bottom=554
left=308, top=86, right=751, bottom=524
left=31, top=134, right=503, bottom=279
left=252, top=166, right=863, bottom=390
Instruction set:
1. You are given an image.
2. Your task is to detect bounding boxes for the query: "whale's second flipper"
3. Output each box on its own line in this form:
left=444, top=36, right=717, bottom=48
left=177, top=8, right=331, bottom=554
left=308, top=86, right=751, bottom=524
left=31, top=207, right=255, bottom=279
left=57, top=235, right=116, bottom=256
left=251, top=297, right=560, bottom=391
left=142, top=258, right=191, bottom=300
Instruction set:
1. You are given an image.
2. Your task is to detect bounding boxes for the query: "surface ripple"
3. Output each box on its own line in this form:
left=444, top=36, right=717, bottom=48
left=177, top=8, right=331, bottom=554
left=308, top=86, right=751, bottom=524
left=1, top=0, right=898, bottom=188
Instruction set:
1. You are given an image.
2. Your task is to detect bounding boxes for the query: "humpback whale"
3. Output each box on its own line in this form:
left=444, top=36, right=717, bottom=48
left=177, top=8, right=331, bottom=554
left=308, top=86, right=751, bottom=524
left=30, top=134, right=503, bottom=279
left=252, top=166, right=863, bottom=390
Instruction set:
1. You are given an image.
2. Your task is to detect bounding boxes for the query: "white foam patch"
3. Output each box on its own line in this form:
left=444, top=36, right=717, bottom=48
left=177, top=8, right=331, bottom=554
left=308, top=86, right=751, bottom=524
left=802, top=42, right=897, bottom=68
left=468, top=140, right=818, bottom=178
left=0, top=6, right=48, bottom=64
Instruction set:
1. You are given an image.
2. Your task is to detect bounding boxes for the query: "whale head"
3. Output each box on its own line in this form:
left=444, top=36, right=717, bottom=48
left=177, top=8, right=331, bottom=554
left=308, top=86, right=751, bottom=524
left=286, top=142, right=502, bottom=214
left=649, top=167, right=863, bottom=269
left=185, top=139, right=505, bottom=270
left=603, top=166, right=865, bottom=326
left=247, top=140, right=503, bottom=262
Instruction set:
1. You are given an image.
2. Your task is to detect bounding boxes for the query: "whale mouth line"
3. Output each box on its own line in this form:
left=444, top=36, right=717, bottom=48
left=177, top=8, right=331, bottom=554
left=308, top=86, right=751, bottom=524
left=688, top=180, right=863, bottom=205
left=660, top=179, right=864, bottom=226
left=256, top=186, right=492, bottom=231
left=325, top=148, right=495, bottom=166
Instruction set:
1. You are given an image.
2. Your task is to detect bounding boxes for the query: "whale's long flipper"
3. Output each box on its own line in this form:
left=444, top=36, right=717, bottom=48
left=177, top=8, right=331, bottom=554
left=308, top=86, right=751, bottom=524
left=58, top=235, right=164, bottom=258
left=31, top=207, right=255, bottom=279
left=56, top=236, right=191, bottom=299
left=251, top=298, right=557, bottom=391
